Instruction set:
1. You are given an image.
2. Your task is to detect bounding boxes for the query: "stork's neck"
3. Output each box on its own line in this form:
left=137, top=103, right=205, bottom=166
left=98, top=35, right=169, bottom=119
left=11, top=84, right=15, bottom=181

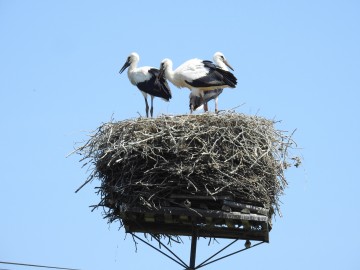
left=217, top=62, right=228, bottom=71
left=214, top=58, right=228, bottom=71
left=164, top=62, right=176, bottom=84
left=126, top=61, right=139, bottom=85
left=127, top=60, right=138, bottom=75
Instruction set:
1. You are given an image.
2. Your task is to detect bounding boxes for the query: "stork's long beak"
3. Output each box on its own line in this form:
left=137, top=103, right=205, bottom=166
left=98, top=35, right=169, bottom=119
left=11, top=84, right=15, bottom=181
left=119, top=59, right=131, bottom=74
left=223, top=59, right=234, bottom=71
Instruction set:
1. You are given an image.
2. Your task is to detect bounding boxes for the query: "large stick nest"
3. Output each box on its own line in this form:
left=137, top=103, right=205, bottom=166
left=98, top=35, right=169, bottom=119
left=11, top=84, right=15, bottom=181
left=76, top=112, right=299, bottom=223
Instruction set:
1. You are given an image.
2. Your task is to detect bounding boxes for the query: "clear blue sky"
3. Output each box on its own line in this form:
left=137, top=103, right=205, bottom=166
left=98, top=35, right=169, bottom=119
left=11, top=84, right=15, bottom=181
left=1, top=1, right=359, bottom=269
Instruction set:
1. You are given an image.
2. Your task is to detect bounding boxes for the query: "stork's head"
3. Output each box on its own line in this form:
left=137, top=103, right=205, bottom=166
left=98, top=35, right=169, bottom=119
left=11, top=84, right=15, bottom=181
left=213, top=52, right=234, bottom=71
left=119, top=52, right=140, bottom=74
left=160, top=58, right=172, bottom=70
left=158, top=58, right=172, bottom=79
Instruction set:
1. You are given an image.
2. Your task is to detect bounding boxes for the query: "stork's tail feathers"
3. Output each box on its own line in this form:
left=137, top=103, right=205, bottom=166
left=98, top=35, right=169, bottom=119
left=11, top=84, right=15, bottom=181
left=217, top=68, right=237, bottom=88
left=159, top=81, right=172, bottom=101
left=154, top=70, right=172, bottom=101
left=147, top=68, right=172, bottom=101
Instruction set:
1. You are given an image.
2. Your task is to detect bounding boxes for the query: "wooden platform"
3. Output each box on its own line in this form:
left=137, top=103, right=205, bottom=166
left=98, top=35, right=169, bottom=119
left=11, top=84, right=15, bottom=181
left=118, top=195, right=271, bottom=242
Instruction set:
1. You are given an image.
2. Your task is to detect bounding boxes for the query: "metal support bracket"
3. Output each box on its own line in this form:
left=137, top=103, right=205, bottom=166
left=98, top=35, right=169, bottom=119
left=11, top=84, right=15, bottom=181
left=130, top=232, right=265, bottom=270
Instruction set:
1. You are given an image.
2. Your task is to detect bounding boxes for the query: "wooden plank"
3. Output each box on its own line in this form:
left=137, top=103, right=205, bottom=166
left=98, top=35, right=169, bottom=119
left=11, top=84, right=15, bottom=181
left=169, top=194, right=233, bottom=201
left=222, top=200, right=269, bottom=216
left=122, top=206, right=268, bottom=222
left=164, top=214, right=173, bottom=224
left=144, top=213, right=155, bottom=222
left=123, top=221, right=269, bottom=242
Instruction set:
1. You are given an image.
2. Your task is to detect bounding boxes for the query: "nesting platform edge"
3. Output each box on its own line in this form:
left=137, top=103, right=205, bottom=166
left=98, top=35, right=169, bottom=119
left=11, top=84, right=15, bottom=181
left=114, top=195, right=271, bottom=242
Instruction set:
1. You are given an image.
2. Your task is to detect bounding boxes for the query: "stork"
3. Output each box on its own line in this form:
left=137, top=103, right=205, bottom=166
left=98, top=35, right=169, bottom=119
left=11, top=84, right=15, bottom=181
left=159, top=56, right=237, bottom=113
left=190, top=52, right=234, bottom=113
left=119, top=52, right=172, bottom=118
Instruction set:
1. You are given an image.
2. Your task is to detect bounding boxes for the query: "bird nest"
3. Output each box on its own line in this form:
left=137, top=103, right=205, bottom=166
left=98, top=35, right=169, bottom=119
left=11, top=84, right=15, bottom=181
left=75, top=112, right=299, bottom=240
left=77, top=113, right=299, bottom=211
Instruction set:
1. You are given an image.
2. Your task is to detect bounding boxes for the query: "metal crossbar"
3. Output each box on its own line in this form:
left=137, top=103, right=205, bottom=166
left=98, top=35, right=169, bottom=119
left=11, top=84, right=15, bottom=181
left=149, top=233, right=189, bottom=268
left=195, top=241, right=265, bottom=269
left=131, top=233, right=188, bottom=268
left=196, top=239, right=239, bottom=268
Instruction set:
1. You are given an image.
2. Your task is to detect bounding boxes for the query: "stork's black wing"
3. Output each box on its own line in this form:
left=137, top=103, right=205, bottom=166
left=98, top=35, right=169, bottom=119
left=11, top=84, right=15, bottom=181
left=186, top=60, right=237, bottom=88
left=137, top=68, right=172, bottom=100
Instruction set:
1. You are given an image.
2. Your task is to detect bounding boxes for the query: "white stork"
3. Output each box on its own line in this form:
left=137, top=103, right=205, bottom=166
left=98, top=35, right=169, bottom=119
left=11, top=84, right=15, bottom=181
left=190, top=52, right=234, bottom=113
left=119, top=52, right=172, bottom=118
left=159, top=55, right=237, bottom=113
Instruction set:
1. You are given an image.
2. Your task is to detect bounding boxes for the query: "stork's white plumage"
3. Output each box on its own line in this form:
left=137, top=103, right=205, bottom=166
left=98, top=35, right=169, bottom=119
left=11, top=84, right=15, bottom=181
left=119, top=52, right=172, bottom=117
left=159, top=56, right=237, bottom=112
left=190, top=52, right=234, bottom=113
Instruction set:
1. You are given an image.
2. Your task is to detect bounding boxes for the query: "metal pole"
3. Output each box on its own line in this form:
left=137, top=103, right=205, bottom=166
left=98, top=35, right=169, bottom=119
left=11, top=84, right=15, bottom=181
left=188, top=230, right=198, bottom=270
